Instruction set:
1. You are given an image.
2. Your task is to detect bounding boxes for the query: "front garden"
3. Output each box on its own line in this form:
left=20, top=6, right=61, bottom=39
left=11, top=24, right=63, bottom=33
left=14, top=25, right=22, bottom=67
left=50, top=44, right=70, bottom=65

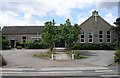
left=66, top=51, right=88, bottom=59
left=34, top=51, right=53, bottom=59
left=114, top=50, right=120, bottom=64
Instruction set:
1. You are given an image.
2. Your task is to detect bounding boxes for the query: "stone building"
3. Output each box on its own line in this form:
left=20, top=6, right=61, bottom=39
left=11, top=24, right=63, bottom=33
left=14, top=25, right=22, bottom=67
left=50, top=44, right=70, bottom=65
left=2, top=10, right=117, bottom=48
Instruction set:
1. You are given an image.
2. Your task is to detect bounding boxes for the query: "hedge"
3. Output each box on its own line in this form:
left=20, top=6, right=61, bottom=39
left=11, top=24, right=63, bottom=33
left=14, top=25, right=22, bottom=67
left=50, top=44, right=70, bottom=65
left=114, top=50, right=120, bottom=64
left=25, top=42, right=49, bottom=49
left=72, top=43, right=115, bottom=50
left=2, top=39, right=11, bottom=50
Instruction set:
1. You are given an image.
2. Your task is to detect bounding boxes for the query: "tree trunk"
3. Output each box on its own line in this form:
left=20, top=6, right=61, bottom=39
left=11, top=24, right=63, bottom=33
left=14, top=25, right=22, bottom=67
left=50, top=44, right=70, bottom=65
left=50, top=43, right=54, bottom=51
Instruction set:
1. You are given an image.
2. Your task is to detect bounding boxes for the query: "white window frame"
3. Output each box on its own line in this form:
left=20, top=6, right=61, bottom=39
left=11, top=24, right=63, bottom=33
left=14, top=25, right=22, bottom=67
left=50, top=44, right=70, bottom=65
left=106, top=31, right=111, bottom=43
left=80, top=31, right=85, bottom=43
left=88, top=32, right=93, bottom=43
left=98, top=31, right=104, bottom=43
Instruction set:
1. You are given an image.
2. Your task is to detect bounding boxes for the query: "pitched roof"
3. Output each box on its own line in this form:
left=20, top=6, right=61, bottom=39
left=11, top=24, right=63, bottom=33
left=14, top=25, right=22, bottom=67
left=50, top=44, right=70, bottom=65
left=80, top=10, right=111, bottom=26
left=2, top=26, right=44, bottom=35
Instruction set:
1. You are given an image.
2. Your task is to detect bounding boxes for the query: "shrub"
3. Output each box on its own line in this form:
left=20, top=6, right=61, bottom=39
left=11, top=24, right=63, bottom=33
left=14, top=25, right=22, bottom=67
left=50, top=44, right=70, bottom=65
left=66, top=51, right=87, bottom=59
left=114, top=50, right=120, bottom=64
left=34, top=51, right=54, bottom=59
left=2, top=39, right=11, bottom=50
left=25, top=42, right=49, bottom=49
left=72, top=43, right=115, bottom=50
left=99, top=44, right=113, bottom=50
left=0, top=55, right=7, bottom=66
left=73, top=51, right=87, bottom=59
left=16, top=46, right=22, bottom=49
left=16, top=41, right=21, bottom=46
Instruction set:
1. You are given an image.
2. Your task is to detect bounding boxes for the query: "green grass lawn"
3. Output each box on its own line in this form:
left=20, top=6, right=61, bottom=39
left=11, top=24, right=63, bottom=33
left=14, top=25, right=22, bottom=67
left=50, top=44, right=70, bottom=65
left=66, top=51, right=88, bottom=59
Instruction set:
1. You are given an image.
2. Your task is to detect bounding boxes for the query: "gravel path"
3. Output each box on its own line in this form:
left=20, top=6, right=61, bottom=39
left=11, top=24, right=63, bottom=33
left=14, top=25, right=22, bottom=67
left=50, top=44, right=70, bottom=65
left=54, top=52, right=71, bottom=60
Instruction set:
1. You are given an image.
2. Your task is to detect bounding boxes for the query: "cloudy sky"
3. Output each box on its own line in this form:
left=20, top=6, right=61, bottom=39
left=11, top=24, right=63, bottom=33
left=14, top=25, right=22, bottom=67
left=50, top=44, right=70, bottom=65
left=0, top=0, right=119, bottom=28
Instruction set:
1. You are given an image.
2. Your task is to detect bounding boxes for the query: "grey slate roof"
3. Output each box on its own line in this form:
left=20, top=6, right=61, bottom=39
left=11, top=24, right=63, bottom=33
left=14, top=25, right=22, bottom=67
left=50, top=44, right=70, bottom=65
left=2, top=26, right=44, bottom=35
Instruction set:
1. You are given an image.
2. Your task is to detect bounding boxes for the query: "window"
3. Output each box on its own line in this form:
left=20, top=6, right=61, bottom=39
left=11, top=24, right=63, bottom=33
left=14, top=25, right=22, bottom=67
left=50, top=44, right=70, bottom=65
left=22, top=36, right=26, bottom=43
left=107, top=35, right=110, bottom=38
left=99, top=31, right=102, bottom=34
left=80, top=31, right=85, bottom=43
left=99, top=39, right=103, bottom=43
left=2, top=36, right=6, bottom=39
left=107, top=39, right=110, bottom=42
left=106, top=31, right=111, bottom=43
left=88, top=32, right=93, bottom=43
left=98, top=31, right=103, bottom=43
left=99, top=35, right=103, bottom=38
left=107, top=31, right=110, bottom=34
left=22, top=36, right=26, bottom=39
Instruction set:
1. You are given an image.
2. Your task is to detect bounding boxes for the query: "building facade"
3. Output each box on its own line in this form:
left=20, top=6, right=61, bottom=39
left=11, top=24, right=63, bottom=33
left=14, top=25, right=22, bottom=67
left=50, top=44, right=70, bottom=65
left=79, top=10, right=117, bottom=44
left=2, top=26, right=43, bottom=48
left=2, top=11, right=117, bottom=48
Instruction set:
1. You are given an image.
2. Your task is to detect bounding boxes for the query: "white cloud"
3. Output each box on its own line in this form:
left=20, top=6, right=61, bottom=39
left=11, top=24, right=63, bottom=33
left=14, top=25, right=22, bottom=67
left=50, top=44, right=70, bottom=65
left=0, top=12, right=44, bottom=28
left=104, top=13, right=117, bottom=25
left=0, top=0, right=118, bottom=28
left=78, top=17, right=89, bottom=25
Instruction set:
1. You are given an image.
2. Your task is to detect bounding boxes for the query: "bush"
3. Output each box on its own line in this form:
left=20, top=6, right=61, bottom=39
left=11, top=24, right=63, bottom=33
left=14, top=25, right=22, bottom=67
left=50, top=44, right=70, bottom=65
left=73, top=51, right=87, bottom=59
left=2, top=39, right=11, bottom=50
left=16, top=41, right=21, bottom=46
left=72, top=43, right=115, bottom=50
left=25, top=42, right=49, bottom=49
left=0, top=55, right=7, bottom=66
left=34, top=51, right=54, bottom=59
left=114, top=50, right=120, bottom=64
left=16, top=46, right=22, bottom=49
left=66, top=51, right=87, bottom=59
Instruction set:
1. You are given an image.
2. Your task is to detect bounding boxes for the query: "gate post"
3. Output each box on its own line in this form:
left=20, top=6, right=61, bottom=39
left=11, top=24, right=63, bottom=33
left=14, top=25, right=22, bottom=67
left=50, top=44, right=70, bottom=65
left=72, top=54, right=74, bottom=60
left=51, top=54, right=54, bottom=60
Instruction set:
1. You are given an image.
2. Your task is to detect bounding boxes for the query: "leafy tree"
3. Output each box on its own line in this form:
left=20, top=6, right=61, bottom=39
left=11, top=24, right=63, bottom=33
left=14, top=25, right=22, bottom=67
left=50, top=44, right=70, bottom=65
left=41, top=19, right=59, bottom=51
left=60, top=19, right=80, bottom=50
left=114, top=50, right=120, bottom=64
left=113, top=17, right=120, bottom=48
left=2, top=39, right=10, bottom=50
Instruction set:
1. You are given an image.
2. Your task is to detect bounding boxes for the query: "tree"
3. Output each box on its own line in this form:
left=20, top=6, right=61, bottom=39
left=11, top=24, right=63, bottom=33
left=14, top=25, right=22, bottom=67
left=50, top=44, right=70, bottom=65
left=113, top=17, right=120, bottom=48
left=41, top=19, right=59, bottom=51
left=2, top=38, right=10, bottom=50
left=60, top=19, right=80, bottom=50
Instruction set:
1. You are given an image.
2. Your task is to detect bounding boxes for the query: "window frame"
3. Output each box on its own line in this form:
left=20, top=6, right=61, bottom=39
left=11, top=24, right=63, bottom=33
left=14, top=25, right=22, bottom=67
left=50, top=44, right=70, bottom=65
left=88, top=32, right=93, bottom=43
left=80, top=31, right=85, bottom=43
left=98, top=31, right=104, bottom=43
left=106, top=31, right=111, bottom=43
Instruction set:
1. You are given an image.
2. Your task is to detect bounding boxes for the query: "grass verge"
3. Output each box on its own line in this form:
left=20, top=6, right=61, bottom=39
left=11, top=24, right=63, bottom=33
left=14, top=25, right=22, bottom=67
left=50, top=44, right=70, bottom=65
left=34, top=51, right=54, bottom=59
left=66, top=51, right=88, bottom=59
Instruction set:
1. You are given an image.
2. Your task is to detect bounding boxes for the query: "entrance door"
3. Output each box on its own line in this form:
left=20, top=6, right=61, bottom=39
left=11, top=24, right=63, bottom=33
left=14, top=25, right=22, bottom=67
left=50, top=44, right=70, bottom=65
left=55, top=39, right=65, bottom=47
left=10, top=40, right=15, bottom=48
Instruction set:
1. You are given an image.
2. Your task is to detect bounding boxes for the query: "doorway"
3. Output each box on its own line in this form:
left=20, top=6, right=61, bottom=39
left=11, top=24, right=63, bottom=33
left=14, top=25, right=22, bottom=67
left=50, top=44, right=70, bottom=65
left=55, top=39, right=65, bottom=47
left=10, top=40, right=15, bottom=48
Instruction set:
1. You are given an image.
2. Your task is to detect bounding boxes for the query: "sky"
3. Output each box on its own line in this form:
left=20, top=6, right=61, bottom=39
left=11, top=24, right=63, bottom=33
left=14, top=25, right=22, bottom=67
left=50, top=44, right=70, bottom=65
left=0, top=0, right=119, bottom=28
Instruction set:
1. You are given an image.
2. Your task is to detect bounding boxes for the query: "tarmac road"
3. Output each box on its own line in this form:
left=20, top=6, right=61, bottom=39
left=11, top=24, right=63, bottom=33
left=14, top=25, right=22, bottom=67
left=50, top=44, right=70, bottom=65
left=1, top=49, right=99, bottom=68
left=77, top=50, right=115, bottom=66
left=1, top=49, right=115, bottom=68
